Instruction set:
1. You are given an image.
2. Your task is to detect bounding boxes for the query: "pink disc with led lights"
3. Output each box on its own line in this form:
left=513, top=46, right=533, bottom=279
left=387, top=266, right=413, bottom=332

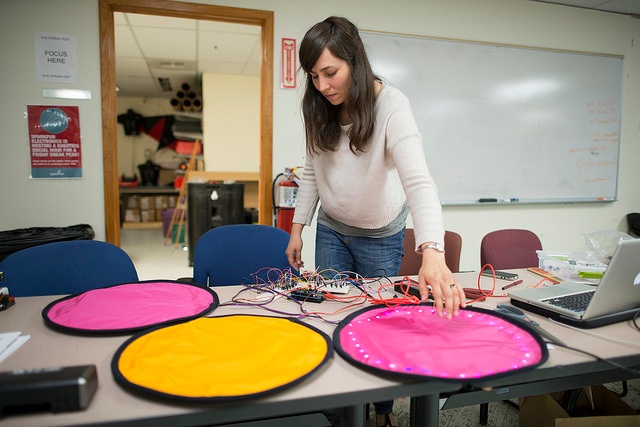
left=333, top=304, right=547, bottom=381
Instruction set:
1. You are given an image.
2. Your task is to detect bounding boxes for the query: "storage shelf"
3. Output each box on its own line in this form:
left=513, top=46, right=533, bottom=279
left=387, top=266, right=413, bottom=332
left=120, top=188, right=180, bottom=229
left=122, top=221, right=163, bottom=230
left=119, top=187, right=179, bottom=195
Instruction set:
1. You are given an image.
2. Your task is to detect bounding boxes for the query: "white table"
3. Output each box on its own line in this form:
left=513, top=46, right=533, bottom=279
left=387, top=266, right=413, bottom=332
left=1, top=271, right=639, bottom=426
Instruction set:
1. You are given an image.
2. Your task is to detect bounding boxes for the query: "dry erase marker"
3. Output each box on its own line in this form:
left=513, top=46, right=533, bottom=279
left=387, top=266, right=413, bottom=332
left=478, top=198, right=498, bottom=203
left=502, top=279, right=523, bottom=290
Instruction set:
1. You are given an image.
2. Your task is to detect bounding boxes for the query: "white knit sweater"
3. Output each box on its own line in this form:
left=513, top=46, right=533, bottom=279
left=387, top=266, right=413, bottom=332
left=293, top=84, right=445, bottom=251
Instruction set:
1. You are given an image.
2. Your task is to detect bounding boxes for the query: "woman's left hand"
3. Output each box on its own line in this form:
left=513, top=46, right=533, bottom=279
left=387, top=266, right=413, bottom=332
left=417, top=250, right=466, bottom=319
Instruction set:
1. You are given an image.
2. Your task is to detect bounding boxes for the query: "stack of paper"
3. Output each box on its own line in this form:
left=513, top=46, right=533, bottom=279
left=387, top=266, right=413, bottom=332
left=0, top=332, right=30, bottom=364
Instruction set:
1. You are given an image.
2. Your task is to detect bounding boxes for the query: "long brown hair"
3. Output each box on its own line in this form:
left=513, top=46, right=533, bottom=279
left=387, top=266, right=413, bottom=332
left=299, top=16, right=379, bottom=154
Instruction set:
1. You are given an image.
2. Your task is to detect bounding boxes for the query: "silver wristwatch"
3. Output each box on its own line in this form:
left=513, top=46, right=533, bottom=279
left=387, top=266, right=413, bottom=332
left=422, top=243, right=445, bottom=253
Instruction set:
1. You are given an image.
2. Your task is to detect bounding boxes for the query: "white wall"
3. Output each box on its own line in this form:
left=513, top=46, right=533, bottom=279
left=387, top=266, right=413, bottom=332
left=1, top=0, right=639, bottom=272
left=202, top=73, right=259, bottom=172
left=0, top=0, right=104, bottom=237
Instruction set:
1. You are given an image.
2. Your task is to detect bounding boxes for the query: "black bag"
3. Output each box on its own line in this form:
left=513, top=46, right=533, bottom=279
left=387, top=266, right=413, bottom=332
left=0, top=224, right=95, bottom=262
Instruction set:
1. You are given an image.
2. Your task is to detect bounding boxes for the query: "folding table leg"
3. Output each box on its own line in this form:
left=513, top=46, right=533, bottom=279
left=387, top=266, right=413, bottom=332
left=410, top=394, right=439, bottom=427
left=341, top=404, right=366, bottom=427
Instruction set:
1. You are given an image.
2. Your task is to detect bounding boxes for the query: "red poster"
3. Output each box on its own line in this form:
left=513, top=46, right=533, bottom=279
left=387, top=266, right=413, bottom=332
left=27, top=105, right=82, bottom=178
left=281, top=38, right=297, bottom=89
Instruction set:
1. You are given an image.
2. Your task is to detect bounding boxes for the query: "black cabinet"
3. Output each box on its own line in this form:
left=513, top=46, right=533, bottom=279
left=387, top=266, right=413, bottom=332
left=187, top=182, right=245, bottom=265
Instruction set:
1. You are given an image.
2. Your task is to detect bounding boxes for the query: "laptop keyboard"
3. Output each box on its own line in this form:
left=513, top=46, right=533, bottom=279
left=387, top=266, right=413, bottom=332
left=542, top=290, right=596, bottom=313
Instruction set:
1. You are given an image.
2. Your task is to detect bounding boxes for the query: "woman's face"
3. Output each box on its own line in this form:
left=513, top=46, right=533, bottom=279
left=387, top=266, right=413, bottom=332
left=309, top=48, right=352, bottom=106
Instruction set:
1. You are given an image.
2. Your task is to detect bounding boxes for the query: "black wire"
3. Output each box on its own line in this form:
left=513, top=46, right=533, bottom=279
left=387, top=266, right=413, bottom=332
left=551, top=340, right=640, bottom=377
left=632, top=310, right=640, bottom=333
left=221, top=278, right=640, bottom=378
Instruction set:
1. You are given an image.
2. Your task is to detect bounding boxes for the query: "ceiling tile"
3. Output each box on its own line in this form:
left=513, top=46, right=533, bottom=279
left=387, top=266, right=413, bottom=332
left=117, top=76, right=160, bottom=97
left=198, top=31, right=259, bottom=64
left=133, top=27, right=196, bottom=61
left=115, top=25, right=142, bottom=58
left=199, top=60, right=247, bottom=76
left=199, top=20, right=260, bottom=35
left=125, top=13, right=196, bottom=29
left=116, top=57, right=151, bottom=77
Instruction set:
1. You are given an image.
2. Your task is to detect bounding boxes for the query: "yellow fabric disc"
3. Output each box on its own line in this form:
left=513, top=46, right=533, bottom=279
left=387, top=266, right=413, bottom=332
left=114, top=315, right=331, bottom=399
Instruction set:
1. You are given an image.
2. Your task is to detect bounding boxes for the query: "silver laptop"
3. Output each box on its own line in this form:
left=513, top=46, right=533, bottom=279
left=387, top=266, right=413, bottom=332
left=508, top=238, right=640, bottom=328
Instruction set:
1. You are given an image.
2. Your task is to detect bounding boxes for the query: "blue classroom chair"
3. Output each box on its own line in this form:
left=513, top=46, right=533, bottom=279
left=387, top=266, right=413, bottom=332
left=0, top=240, right=138, bottom=297
left=193, top=224, right=291, bottom=287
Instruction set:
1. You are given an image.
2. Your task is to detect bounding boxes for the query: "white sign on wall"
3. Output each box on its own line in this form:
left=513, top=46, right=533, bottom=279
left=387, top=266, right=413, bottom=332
left=34, top=32, right=77, bottom=83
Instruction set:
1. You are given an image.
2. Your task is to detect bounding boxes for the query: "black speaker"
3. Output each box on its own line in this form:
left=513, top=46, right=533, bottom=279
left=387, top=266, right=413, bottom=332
left=187, top=182, right=245, bottom=265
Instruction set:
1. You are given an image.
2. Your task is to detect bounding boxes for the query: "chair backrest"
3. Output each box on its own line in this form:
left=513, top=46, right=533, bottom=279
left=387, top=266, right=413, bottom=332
left=0, top=240, right=139, bottom=297
left=443, top=230, right=462, bottom=273
left=398, top=229, right=462, bottom=276
left=480, top=228, right=542, bottom=270
left=193, top=224, right=291, bottom=286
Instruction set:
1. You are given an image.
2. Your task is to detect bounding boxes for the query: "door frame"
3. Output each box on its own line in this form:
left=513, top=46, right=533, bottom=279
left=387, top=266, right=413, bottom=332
left=99, top=0, right=274, bottom=245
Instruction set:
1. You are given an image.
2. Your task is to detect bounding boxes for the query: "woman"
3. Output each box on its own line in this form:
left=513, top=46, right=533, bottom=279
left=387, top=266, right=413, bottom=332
left=285, top=17, right=466, bottom=425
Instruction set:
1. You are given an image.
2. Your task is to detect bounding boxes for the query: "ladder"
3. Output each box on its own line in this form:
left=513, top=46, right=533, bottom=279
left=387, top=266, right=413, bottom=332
left=164, top=140, right=201, bottom=248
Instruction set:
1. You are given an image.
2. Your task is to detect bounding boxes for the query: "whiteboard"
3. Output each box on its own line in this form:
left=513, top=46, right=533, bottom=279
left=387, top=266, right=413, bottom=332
left=361, top=31, right=623, bottom=205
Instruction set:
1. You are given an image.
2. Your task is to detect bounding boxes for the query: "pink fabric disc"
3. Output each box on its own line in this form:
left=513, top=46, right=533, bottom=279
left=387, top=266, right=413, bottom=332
left=334, top=304, right=547, bottom=381
left=43, top=281, right=218, bottom=333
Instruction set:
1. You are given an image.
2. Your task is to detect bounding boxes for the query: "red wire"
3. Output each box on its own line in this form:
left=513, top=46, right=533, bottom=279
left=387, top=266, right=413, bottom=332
left=462, top=264, right=504, bottom=304
left=368, top=277, right=421, bottom=307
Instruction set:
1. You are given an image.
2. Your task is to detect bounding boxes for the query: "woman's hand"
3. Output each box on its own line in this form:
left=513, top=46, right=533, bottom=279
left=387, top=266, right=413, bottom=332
left=285, top=223, right=305, bottom=270
left=417, top=249, right=466, bottom=318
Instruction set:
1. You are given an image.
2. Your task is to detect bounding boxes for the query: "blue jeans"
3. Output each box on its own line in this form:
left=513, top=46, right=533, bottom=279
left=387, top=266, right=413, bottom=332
left=315, top=224, right=404, bottom=279
left=315, top=224, right=403, bottom=415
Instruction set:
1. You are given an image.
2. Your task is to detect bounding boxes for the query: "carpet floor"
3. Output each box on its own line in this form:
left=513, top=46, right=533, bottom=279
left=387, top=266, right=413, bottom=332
left=364, top=379, right=640, bottom=426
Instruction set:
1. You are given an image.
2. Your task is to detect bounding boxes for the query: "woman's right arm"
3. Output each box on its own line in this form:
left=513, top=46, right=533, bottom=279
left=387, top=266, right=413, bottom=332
left=286, top=223, right=305, bottom=270
left=286, top=155, right=319, bottom=270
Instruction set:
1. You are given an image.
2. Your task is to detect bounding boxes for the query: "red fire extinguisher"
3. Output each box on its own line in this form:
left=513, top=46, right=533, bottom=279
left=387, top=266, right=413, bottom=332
left=273, top=168, right=300, bottom=234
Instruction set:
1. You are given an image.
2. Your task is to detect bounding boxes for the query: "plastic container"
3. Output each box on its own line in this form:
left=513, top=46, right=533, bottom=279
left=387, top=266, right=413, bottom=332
left=536, top=250, right=607, bottom=283
left=162, top=209, right=174, bottom=238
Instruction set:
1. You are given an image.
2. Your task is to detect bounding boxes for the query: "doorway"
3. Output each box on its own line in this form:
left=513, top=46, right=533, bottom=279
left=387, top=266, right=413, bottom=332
left=99, top=0, right=274, bottom=246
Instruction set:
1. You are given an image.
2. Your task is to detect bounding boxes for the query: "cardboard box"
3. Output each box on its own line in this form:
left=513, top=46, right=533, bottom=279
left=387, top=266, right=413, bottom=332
left=139, top=196, right=154, bottom=210
left=124, top=208, right=140, bottom=222
left=556, top=416, right=640, bottom=427
left=140, top=209, right=155, bottom=222
left=519, top=385, right=638, bottom=427
left=125, top=195, right=139, bottom=209
left=154, top=195, right=169, bottom=210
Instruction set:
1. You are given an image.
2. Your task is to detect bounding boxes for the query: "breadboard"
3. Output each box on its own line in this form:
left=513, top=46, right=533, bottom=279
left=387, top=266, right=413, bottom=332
left=322, top=281, right=350, bottom=294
